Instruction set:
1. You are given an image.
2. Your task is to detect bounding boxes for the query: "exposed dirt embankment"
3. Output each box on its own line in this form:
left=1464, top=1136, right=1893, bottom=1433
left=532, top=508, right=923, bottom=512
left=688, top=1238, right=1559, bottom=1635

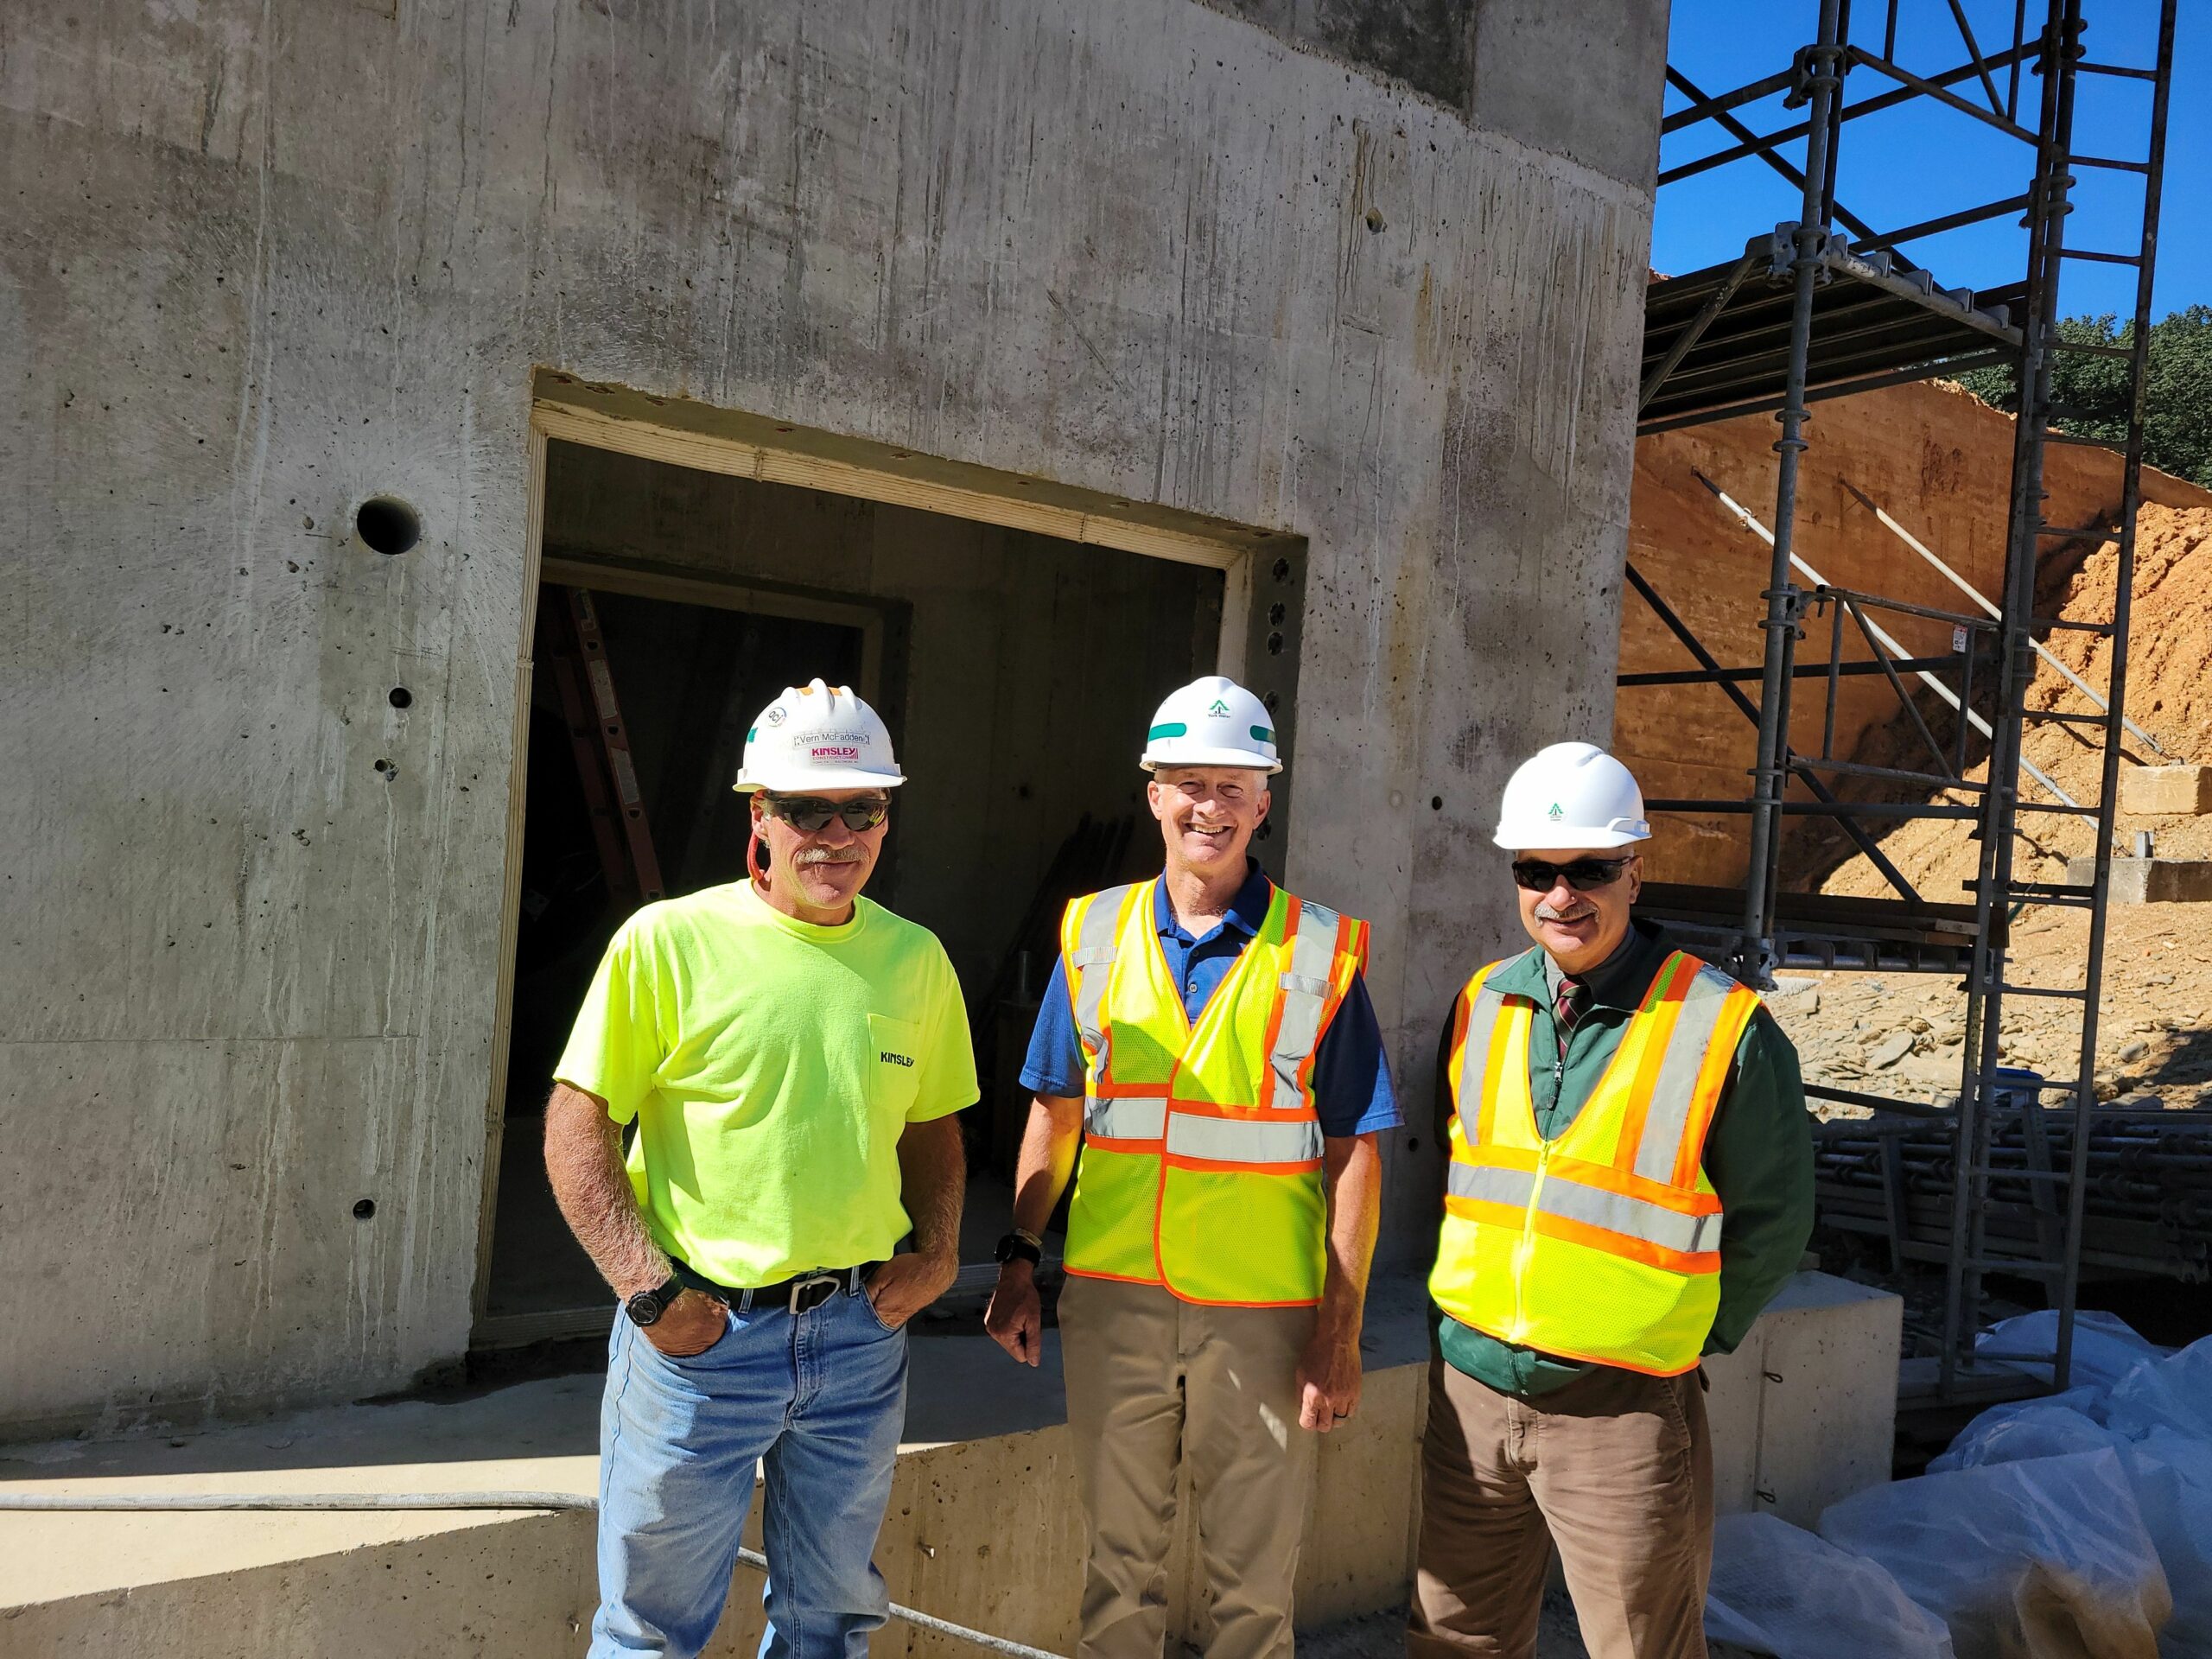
left=1821, top=502, right=2212, bottom=899
left=1620, top=374, right=2212, bottom=888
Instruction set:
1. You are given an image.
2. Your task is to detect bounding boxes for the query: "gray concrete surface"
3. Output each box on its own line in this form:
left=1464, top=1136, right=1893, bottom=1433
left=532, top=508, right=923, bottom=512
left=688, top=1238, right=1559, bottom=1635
left=2065, top=857, right=2212, bottom=904
left=0, top=0, right=1665, bottom=1432
left=1, top=1274, right=1888, bottom=1657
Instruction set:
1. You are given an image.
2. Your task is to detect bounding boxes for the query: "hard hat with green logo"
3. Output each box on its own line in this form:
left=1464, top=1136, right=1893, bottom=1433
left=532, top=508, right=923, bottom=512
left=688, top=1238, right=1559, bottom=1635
left=734, top=679, right=906, bottom=792
left=1139, top=675, right=1282, bottom=774
left=1493, top=741, right=1649, bottom=850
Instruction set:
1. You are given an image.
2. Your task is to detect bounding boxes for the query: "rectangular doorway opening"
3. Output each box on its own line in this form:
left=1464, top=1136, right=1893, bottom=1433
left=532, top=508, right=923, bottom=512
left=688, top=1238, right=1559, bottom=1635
left=477, top=395, right=1304, bottom=1344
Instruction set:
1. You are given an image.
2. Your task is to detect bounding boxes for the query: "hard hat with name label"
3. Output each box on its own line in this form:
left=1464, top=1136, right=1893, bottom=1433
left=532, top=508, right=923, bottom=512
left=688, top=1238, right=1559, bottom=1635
left=1493, top=741, right=1650, bottom=850
left=1139, top=676, right=1281, bottom=774
left=734, top=679, right=906, bottom=792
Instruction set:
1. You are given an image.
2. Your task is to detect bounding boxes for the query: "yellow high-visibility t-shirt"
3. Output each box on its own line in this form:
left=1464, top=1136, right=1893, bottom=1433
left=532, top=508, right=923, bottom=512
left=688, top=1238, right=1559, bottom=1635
left=554, top=879, right=977, bottom=1288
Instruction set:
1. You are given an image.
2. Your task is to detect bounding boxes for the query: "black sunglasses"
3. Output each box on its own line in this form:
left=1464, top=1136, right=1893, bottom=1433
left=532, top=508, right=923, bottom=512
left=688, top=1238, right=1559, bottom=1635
left=1511, top=856, right=1634, bottom=893
left=763, top=794, right=891, bottom=834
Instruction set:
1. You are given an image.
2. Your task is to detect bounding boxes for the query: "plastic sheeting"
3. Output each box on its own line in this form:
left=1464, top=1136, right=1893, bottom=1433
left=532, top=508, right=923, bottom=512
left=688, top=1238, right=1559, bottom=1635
left=1706, top=1511, right=1955, bottom=1658
left=1935, top=1327, right=2212, bottom=1657
left=1821, top=1447, right=2172, bottom=1659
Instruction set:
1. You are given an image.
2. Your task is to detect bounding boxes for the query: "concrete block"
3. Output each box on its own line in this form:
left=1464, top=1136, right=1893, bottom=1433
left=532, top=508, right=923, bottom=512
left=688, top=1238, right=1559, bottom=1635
left=2065, top=857, right=2212, bottom=904
left=1704, top=1273, right=1904, bottom=1529
left=2120, top=765, right=2212, bottom=817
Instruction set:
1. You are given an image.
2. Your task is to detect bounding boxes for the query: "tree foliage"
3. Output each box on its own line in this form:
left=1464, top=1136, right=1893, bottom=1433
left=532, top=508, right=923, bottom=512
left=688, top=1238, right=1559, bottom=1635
left=1951, top=306, right=2212, bottom=490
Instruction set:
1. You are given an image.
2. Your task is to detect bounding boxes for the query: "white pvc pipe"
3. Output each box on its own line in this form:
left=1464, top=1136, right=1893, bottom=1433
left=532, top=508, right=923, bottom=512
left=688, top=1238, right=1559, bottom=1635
left=1843, top=481, right=2164, bottom=756
left=1699, top=480, right=2091, bottom=817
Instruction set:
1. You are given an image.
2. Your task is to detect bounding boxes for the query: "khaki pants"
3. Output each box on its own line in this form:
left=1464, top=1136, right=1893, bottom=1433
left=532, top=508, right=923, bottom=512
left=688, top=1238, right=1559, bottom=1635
left=1409, top=1356, right=1713, bottom=1659
left=1058, top=1275, right=1318, bottom=1659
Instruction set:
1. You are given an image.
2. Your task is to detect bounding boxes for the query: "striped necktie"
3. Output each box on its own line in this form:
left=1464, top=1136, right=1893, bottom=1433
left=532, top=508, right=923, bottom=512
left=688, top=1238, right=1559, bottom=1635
left=1554, top=976, right=1587, bottom=1061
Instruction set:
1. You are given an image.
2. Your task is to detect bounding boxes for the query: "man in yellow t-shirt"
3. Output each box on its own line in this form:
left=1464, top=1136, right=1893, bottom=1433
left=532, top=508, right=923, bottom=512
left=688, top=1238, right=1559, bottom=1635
left=545, top=679, right=976, bottom=1659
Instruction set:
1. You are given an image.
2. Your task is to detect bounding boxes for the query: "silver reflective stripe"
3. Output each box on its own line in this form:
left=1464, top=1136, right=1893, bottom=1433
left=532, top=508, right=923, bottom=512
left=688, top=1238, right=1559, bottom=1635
left=1446, top=1160, right=1535, bottom=1205
left=1630, top=958, right=1747, bottom=1186
left=1166, top=1114, right=1324, bottom=1166
left=1453, top=961, right=1532, bottom=1147
left=1086, top=1096, right=1166, bottom=1141
left=1071, top=884, right=1140, bottom=1054
left=1267, top=899, right=1343, bottom=1105
left=1536, top=1170, right=1722, bottom=1255
left=1447, top=1160, right=1721, bottom=1255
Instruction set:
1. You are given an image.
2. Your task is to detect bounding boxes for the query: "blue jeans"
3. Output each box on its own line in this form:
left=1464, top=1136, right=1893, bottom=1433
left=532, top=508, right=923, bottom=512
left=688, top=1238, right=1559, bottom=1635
left=590, top=1283, right=909, bottom=1659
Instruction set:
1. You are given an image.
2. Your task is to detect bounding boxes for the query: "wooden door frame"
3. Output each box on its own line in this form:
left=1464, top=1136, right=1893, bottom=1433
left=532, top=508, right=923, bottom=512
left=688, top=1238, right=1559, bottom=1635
left=471, top=378, right=1288, bottom=1347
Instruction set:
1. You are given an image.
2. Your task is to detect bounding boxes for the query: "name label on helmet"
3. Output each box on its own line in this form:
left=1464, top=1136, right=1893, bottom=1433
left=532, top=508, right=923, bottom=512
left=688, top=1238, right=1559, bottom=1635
left=811, top=745, right=861, bottom=761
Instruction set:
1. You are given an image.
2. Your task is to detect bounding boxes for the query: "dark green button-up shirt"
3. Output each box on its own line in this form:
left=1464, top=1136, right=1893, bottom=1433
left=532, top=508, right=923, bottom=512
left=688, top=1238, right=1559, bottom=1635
left=1434, top=919, right=1815, bottom=1397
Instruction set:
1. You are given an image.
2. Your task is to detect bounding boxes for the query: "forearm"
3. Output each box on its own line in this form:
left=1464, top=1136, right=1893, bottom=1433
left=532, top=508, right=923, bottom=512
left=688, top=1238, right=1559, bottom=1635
left=898, top=1114, right=967, bottom=1261
left=1010, top=1094, right=1084, bottom=1237
left=1317, top=1132, right=1383, bottom=1339
left=543, top=1083, right=669, bottom=1300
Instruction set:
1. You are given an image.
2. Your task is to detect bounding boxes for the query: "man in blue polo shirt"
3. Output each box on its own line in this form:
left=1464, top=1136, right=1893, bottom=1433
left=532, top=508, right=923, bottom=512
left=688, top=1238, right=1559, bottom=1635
left=986, top=676, right=1398, bottom=1659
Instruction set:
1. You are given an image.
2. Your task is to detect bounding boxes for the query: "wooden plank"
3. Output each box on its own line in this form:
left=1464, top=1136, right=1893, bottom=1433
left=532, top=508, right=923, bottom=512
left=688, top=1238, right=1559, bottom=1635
left=472, top=425, right=550, bottom=1331
left=530, top=399, right=1257, bottom=573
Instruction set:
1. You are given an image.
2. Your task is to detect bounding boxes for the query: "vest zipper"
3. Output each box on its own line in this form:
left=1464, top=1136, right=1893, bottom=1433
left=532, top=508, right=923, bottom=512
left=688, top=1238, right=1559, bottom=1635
left=1512, top=1140, right=1550, bottom=1344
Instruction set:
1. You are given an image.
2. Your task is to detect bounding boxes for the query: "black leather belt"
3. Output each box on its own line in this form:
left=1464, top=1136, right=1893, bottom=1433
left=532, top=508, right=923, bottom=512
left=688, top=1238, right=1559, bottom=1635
left=674, top=1260, right=881, bottom=1316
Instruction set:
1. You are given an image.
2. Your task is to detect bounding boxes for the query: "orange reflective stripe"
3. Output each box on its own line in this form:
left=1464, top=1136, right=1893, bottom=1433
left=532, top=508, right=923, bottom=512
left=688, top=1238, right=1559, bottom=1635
left=1529, top=1207, right=1720, bottom=1274
left=1675, top=985, right=1759, bottom=1188
left=1164, top=1153, right=1325, bottom=1176
left=1096, top=1079, right=1172, bottom=1098
left=1083, top=1134, right=1166, bottom=1152
left=1465, top=1143, right=1721, bottom=1212
left=1163, top=1097, right=1316, bottom=1121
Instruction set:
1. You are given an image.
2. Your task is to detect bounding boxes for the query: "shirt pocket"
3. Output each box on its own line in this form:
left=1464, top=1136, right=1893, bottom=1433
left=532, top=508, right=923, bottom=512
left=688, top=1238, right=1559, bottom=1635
left=867, top=1013, right=925, bottom=1120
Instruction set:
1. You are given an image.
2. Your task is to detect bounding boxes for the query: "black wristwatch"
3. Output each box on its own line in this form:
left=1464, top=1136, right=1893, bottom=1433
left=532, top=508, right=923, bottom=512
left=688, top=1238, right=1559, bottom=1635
left=625, top=1274, right=685, bottom=1328
left=994, top=1230, right=1043, bottom=1268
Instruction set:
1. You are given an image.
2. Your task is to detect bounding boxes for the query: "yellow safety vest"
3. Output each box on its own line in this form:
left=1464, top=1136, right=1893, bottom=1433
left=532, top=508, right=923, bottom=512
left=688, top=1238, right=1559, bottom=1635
left=1059, top=879, right=1368, bottom=1307
left=1429, top=949, right=1760, bottom=1376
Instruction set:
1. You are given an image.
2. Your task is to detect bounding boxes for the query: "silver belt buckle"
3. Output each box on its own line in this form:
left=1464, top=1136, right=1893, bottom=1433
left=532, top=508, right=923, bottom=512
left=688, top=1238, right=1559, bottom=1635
left=789, top=1272, right=841, bottom=1315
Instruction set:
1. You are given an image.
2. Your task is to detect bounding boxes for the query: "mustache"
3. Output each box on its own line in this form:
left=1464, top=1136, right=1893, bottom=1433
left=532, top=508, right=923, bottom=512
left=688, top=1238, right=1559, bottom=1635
left=795, top=847, right=867, bottom=868
left=1535, top=901, right=1593, bottom=923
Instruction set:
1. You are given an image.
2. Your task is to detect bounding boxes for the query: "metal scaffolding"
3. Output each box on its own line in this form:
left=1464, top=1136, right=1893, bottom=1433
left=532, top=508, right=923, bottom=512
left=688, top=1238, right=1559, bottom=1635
left=1631, top=0, right=2178, bottom=1402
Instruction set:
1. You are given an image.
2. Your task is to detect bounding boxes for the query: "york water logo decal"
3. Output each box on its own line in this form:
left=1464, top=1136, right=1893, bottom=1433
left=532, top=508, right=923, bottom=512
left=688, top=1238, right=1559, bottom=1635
left=1207, top=698, right=1231, bottom=717
left=880, top=1049, right=915, bottom=1068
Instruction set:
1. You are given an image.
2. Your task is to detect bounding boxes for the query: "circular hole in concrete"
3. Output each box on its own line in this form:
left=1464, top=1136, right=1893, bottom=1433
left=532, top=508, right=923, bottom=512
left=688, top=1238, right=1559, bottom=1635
left=374, top=759, right=396, bottom=779
left=1265, top=631, right=1284, bottom=656
left=1271, top=556, right=1293, bottom=582
left=1263, top=690, right=1281, bottom=712
left=356, top=496, right=423, bottom=556
left=353, top=1198, right=377, bottom=1220
left=1431, top=796, right=1443, bottom=810
left=1268, top=602, right=1286, bottom=626
left=388, top=687, right=413, bottom=709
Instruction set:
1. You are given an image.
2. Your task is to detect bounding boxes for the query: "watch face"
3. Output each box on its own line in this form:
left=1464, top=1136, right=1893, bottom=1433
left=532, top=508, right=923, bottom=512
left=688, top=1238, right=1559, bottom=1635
left=626, top=1291, right=663, bottom=1327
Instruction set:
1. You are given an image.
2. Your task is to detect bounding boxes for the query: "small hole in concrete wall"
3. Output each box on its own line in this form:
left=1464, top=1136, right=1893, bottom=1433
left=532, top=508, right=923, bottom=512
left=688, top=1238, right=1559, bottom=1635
left=1431, top=797, right=1443, bottom=810
left=1408, top=1138, right=1421, bottom=1153
left=1263, top=690, right=1281, bottom=712
left=1271, top=556, right=1293, bottom=582
left=388, top=687, right=413, bottom=709
left=1265, top=631, right=1284, bottom=656
left=374, top=759, right=397, bottom=779
left=353, top=1198, right=377, bottom=1220
left=356, top=496, right=423, bottom=556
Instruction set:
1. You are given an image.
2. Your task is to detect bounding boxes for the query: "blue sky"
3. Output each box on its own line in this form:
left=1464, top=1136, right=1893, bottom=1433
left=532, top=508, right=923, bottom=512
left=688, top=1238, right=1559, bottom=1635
left=1655, top=2, right=2208, bottom=320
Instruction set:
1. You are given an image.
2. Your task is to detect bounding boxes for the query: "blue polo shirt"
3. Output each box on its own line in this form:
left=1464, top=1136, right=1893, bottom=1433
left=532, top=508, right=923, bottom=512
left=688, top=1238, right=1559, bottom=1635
left=1018, top=864, right=1400, bottom=1137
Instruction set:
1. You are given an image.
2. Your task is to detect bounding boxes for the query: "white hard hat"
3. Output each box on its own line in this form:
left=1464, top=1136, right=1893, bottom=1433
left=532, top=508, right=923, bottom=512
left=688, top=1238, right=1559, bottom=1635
left=1493, top=742, right=1651, bottom=850
left=734, top=679, right=906, bottom=792
left=1139, top=676, right=1282, bottom=774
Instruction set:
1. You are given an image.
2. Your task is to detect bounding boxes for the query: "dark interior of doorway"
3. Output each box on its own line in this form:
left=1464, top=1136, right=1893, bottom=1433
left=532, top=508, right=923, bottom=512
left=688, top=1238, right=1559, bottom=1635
left=485, top=588, right=867, bottom=1321
left=483, top=439, right=1256, bottom=1328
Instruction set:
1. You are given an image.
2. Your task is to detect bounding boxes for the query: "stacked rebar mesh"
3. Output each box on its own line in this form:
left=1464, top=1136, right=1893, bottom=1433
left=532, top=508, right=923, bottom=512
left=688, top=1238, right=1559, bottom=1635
left=1815, top=1109, right=2212, bottom=1283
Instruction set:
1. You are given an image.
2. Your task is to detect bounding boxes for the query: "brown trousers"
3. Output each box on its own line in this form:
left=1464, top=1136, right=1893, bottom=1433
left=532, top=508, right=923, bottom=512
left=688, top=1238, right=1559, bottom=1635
left=1059, top=1274, right=1319, bottom=1659
left=1408, top=1356, right=1713, bottom=1659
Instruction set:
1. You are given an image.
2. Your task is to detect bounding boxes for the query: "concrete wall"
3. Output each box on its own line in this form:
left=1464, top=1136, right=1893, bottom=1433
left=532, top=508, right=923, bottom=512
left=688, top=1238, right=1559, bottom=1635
left=0, top=0, right=1668, bottom=1430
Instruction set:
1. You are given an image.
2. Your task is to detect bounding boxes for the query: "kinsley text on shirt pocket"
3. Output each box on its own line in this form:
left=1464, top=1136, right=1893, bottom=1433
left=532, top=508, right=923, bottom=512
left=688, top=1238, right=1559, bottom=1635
left=866, top=1013, right=924, bottom=1115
